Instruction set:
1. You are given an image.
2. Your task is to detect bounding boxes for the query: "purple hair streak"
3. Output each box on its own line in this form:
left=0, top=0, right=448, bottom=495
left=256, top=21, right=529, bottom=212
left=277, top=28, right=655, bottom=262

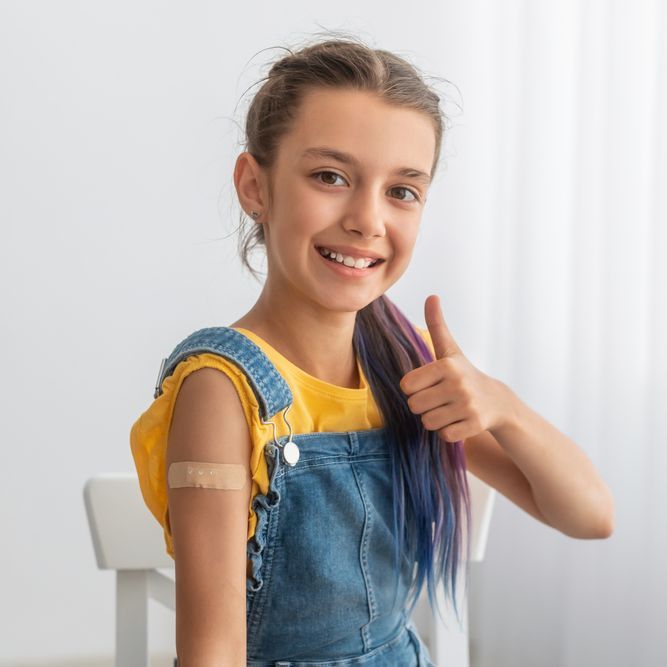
left=354, top=293, right=473, bottom=628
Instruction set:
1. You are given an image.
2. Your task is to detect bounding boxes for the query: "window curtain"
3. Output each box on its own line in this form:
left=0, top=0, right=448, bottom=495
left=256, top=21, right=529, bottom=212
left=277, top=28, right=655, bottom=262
left=436, top=1, right=667, bottom=665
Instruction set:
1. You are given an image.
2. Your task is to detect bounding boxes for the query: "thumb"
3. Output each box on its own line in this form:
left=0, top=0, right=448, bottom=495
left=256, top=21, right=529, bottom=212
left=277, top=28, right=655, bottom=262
left=424, top=294, right=460, bottom=359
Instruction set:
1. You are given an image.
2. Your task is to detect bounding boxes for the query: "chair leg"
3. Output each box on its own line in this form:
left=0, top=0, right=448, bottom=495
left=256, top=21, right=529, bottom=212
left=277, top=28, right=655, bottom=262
left=430, top=582, right=470, bottom=667
left=116, top=570, right=150, bottom=667
left=410, top=573, right=471, bottom=667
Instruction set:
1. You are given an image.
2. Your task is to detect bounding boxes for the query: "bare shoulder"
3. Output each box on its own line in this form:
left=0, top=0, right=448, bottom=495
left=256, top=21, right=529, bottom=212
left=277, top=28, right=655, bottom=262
left=167, top=366, right=252, bottom=463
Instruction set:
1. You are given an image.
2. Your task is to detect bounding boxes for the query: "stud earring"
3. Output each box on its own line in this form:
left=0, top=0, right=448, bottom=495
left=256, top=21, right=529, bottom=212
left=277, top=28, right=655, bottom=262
left=250, top=210, right=260, bottom=219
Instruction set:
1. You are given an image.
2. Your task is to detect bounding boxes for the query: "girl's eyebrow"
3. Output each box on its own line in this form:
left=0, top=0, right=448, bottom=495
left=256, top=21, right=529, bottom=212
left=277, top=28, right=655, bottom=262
left=300, top=146, right=431, bottom=184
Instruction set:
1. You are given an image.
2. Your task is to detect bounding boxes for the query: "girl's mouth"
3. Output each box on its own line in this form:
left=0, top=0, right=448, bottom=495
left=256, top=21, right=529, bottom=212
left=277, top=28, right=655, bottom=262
left=314, top=245, right=385, bottom=277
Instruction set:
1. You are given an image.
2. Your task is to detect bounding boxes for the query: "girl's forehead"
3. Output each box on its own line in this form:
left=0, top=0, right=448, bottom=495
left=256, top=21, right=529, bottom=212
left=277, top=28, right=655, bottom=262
left=294, top=87, right=426, bottom=127
left=282, top=88, right=436, bottom=171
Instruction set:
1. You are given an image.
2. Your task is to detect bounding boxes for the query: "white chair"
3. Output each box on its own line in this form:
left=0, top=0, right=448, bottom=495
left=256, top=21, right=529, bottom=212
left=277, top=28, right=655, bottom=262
left=409, top=471, right=496, bottom=666
left=84, top=473, right=175, bottom=667
left=83, top=471, right=494, bottom=667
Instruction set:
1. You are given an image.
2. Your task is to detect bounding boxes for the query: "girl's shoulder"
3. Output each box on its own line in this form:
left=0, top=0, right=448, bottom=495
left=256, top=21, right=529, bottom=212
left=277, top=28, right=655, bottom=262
left=129, top=330, right=276, bottom=558
left=136, top=323, right=284, bottom=449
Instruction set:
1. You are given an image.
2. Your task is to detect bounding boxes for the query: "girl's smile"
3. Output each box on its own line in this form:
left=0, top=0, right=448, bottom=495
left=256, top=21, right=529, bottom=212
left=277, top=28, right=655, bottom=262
left=314, top=244, right=386, bottom=279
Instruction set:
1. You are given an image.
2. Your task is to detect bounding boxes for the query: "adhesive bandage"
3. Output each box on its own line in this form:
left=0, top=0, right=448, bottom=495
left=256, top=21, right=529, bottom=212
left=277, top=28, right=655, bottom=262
left=168, top=461, right=248, bottom=490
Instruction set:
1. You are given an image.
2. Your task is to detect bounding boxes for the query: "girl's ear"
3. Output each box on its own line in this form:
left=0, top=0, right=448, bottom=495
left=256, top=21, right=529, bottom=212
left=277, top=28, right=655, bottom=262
left=234, top=151, right=268, bottom=220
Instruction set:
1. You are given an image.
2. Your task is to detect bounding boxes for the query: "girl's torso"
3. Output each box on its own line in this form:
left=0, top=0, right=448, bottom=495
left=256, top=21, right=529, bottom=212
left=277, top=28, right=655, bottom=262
left=150, top=325, right=435, bottom=666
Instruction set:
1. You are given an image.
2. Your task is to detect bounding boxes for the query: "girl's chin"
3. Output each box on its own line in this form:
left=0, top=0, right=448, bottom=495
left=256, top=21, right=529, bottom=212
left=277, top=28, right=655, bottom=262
left=315, top=286, right=384, bottom=312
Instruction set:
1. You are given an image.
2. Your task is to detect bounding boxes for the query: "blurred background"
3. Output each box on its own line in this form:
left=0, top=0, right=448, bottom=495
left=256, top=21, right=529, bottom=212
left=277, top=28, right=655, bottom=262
left=1, top=1, right=665, bottom=665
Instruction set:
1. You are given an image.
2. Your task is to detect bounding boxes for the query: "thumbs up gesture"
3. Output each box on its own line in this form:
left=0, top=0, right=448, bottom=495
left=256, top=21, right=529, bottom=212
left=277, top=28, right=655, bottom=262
left=399, top=294, right=510, bottom=444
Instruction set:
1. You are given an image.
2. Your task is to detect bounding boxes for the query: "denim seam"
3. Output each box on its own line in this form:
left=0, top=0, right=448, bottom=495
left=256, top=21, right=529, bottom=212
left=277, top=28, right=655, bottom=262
left=349, top=459, right=377, bottom=652
left=282, top=457, right=390, bottom=474
left=246, top=624, right=410, bottom=666
left=157, top=327, right=293, bottom=420
left=405, top=621, right=435, bottom=667
left=247, top=476, right=282, bottom=648
left=164, top=342, right=285, bottom=417
left=247, top=446, right=284, bottom=650
left=285, top=427, right=385, bottom=440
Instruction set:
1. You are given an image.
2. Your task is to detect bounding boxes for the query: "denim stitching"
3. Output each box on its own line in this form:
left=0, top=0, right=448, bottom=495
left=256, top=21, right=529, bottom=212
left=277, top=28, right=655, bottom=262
left=287, top=454, right=391, bottom=476
left=405, top=622, right=435, bottom=667
left=156, top=327, right=293, bottom=420
left=246, top=624, right=410, bottom=666
left=284, top=427, right=386, bottom=440
left=247, top=443, right=284, bottom=651
left=349, top=457, right=377, bottom=652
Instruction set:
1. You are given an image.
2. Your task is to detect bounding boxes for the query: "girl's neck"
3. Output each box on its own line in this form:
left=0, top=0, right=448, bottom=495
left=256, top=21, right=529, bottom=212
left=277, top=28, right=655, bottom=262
left=229, top=306, right=361, bottom=389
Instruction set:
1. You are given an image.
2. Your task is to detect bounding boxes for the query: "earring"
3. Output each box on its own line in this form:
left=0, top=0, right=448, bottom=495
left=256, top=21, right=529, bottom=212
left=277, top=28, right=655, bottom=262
left=250, top=210, right=260, bottom=219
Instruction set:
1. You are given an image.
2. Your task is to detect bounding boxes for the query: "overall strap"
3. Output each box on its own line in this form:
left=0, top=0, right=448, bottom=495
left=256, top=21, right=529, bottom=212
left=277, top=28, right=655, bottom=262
left=152, top=326, right=293, bottom=424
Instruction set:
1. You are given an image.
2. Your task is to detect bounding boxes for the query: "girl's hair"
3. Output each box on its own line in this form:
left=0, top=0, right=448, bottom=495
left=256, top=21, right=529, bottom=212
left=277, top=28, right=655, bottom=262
left=234, top=33, right=471, bottom=628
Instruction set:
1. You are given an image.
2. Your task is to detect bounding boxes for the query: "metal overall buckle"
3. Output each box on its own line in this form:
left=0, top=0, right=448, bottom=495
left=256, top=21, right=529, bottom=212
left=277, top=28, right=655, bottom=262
left=261, top=403, right=299, bottom=467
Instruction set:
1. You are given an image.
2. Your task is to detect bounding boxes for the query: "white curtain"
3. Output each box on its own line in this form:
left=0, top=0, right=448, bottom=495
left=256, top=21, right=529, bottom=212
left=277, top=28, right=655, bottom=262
left=446, top=1, right=667, bottom=664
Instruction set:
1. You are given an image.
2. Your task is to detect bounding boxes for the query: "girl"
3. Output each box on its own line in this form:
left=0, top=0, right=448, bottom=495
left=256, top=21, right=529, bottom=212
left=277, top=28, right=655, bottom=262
left=130, top=35, right=614, bottom=667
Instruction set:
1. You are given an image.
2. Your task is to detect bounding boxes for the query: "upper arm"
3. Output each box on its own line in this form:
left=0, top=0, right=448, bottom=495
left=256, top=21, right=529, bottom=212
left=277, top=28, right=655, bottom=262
left=464, top=429, right=552, bottom=528
left=166, top=366, right=252, bottom=664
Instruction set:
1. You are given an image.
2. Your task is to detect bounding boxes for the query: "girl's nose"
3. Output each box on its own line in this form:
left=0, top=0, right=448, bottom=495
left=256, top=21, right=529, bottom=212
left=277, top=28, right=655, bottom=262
left=344, top=195, right=386, bottom=239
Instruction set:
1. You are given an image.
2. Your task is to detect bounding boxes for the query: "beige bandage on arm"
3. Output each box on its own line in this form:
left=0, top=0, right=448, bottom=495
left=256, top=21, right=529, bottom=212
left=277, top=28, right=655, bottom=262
left=167, top=461, right=248, bottom=490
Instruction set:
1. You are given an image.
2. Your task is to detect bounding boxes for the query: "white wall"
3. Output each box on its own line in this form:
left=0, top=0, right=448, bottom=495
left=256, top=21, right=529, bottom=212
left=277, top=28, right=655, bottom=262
left=0, top=2, right=476, bottom=663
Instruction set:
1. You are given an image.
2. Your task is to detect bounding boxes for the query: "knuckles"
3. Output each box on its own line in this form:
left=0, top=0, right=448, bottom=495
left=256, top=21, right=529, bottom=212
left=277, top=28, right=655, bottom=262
left=439, top=426, right=454, bottom=441
left=443, top=425, right=463, bottom=442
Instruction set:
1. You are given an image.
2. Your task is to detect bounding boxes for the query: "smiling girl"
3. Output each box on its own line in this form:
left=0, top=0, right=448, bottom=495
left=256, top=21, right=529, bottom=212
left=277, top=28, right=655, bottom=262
left=130, top=35, right=614, bottom=667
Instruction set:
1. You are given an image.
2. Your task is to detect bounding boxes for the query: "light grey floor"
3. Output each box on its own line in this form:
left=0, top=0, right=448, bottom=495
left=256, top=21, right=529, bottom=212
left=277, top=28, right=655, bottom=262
left=0, top=654, right=175, bottom=667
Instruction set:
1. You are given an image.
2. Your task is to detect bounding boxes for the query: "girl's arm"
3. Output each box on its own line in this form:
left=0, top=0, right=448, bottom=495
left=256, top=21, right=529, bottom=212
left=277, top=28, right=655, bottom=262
left=466, top=380, right=615, bottom=539
left=167, top=367, right=252, bottom=667
left=405, top=296, right=614, bottom=540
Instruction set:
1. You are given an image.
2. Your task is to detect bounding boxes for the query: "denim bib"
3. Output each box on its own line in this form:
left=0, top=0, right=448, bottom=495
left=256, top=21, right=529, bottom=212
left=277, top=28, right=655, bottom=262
left=159, top=327, right=435, bottom=666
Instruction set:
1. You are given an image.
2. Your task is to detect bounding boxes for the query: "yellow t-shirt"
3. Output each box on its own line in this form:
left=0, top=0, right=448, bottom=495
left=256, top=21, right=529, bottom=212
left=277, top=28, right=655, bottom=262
left=129, top=325, right=435, bottom=563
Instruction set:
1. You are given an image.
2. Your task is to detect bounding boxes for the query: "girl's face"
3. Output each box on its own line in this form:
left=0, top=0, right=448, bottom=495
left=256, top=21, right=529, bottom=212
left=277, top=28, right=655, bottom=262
left=261, top=87, right=436, bottom=315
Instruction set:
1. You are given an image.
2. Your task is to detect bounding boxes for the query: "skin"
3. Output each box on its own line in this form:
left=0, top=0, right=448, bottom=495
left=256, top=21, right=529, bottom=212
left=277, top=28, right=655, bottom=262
left=231, top=87, right=435, bottom=388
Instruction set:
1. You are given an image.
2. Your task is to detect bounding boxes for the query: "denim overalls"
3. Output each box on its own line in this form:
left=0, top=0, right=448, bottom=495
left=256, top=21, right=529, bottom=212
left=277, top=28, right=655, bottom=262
left=158, top=327, right=435, bottom=666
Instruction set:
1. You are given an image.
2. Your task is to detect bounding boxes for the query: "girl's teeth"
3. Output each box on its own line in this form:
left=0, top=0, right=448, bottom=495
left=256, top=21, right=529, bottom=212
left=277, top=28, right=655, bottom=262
left=318, top=247, right=376, bottom=269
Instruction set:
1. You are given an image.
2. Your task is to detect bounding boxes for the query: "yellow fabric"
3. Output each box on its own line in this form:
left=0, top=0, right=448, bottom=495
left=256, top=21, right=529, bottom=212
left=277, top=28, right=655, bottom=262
left=129, top=325, right=435, bottom=563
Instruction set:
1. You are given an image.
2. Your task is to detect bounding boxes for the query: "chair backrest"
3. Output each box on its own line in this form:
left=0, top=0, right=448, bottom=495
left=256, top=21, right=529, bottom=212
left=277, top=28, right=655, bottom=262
left=83, top=469, right=494, bottom=570
left=83, top=472, right=173, bottom=570
left=84, top=470, right=494, bottom=667
left=465, top=470, right=496, bottom=562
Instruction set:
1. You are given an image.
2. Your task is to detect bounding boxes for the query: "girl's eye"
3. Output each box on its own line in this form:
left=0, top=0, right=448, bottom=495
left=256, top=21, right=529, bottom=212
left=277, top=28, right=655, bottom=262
left=313, top=170, right=346, bottom=186
left=389, top=187, right=420, bottom=203
left=312, top=171, right=420, bottom=203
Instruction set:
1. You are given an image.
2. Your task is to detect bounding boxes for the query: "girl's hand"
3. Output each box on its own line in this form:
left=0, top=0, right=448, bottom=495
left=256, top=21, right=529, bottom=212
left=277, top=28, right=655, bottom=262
left=399, top=294, right=512, bottom=444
